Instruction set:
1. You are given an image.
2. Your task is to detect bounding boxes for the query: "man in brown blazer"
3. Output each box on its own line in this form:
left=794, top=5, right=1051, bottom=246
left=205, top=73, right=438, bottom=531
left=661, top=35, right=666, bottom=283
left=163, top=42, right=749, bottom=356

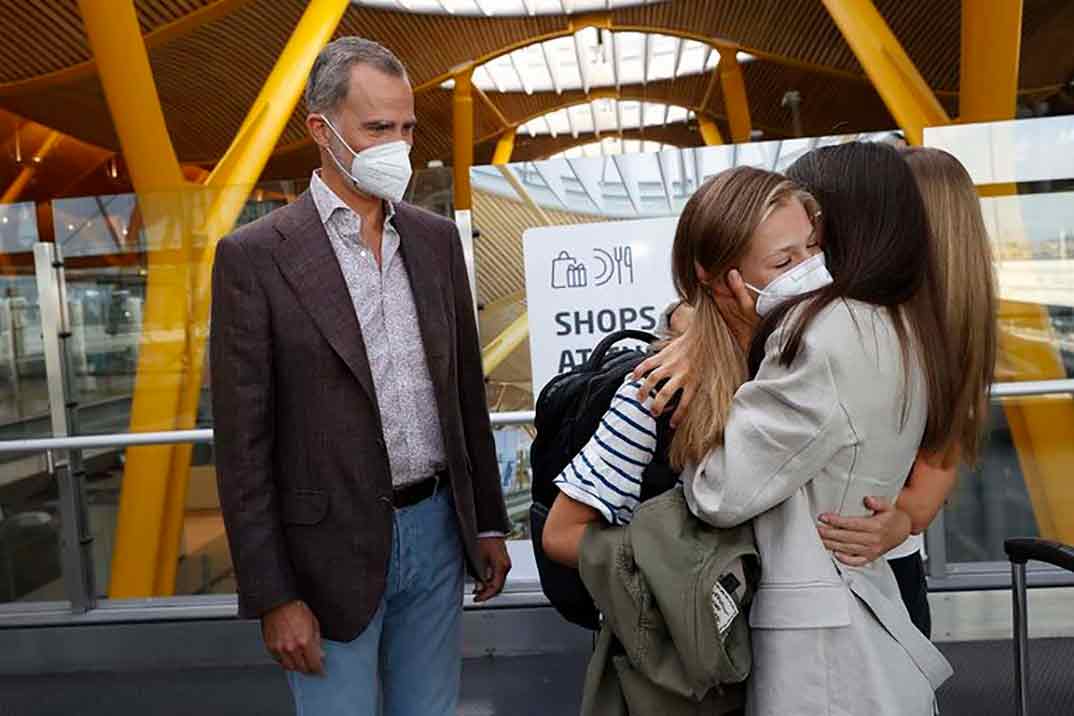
left=210, top=37, right=511, bottom=715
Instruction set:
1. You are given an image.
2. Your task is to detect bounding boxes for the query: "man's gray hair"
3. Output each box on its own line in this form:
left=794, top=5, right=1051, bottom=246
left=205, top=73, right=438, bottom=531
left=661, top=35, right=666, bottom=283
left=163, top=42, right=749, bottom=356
left=305, top=37, right=407, bottom=115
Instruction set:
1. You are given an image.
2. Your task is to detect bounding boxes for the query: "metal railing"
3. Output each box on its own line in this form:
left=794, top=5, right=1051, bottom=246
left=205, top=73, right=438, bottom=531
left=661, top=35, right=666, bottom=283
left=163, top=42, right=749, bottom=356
left=1, top=380, right=1073, bottom=624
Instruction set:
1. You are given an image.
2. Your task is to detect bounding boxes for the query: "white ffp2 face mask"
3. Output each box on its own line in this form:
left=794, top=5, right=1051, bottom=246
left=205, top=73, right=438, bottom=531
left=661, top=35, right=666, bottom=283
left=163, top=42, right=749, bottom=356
left=317, top=115, right=413, bottom=202
left=745, top=252, right=834, bottom=317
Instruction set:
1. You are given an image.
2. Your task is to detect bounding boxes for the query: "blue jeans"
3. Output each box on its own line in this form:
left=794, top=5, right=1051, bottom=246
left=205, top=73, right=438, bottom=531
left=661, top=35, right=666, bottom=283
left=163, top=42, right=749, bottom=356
left=287, top=487, right=465, bottom=715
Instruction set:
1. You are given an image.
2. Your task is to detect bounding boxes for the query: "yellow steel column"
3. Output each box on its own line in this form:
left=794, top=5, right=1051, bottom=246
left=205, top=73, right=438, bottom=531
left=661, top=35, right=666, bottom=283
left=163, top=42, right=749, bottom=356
left=960, top=0, right=1072, bottom=541
left=79, top=0, right=194, bottom=597
left=698, top=116, right=724, bottom=146
left=1, top=132, right=62, bottom=203
left=453, top=66, right=475, bottom=211
left=822, top=0, right=950, bottom=145
left=965, top=0, right=1074, bottom=546
left=960, top=0, right=1023, bottom=122
left=155, top=0, right=351, bottom=595
left=492, top=129, right=516, bottom=165
left=718, top=53, right=752, bottom=143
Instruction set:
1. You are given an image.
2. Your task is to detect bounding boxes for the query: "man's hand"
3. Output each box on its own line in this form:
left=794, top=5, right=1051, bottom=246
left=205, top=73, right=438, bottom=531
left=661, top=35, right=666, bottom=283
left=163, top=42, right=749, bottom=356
left=630, top=334, right=696, bottom=428
left=261, top=600, right=325, bottom=675
left=473, top=537, right=511, bottom=602
left=817, top=497, right=913, bottom=567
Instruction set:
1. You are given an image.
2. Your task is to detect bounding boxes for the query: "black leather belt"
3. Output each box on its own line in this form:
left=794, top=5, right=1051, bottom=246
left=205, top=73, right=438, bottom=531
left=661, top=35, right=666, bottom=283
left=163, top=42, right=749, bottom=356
left=391, top=470, right=447, bottom=509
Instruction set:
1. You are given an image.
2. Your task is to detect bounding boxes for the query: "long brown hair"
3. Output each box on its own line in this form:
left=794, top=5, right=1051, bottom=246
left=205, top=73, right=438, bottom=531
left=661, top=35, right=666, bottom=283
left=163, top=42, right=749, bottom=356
left=901, top=147, right=997, bottom=463
left=670, top=166, right=817, bottom=468
left=768, top=142, right=960, bottom=457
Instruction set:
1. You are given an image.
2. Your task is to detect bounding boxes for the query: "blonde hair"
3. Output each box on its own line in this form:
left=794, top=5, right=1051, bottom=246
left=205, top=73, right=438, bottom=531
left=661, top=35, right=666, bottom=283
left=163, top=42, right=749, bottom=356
left=669, top=166, right=818, bottom=468
left=901, top=147, right=997, bottom=464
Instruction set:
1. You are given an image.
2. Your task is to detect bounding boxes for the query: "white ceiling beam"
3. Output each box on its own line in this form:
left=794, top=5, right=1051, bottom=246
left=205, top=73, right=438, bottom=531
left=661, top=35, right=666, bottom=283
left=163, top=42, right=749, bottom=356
left=472, top=0, right=492, bottom=16
left=662, top=103, right=671, bottom=127
left=642, top=33, right=650, bottom=84
left=590, top=102, right=601, bottom=138
left=672, top=38, right=685, bottom=80
left=433, top=0, right=453, bottom=13
left=615, top=99, right=623, bottom=134
left=540, top=42, right=562, bottom=94
left=568, top=156, right=606, bottom=212
left=565, top=105, right=578, bottom=138
left=702, top=45, right=714, bottom=73
left=572, top=31, right=590, bottom=95
left=545, top=114, right=557, bottom=138
left=656, top=148, right=675, bottom=211
left=520, top=0, right=535, bottom=14
left=477, top=64, right=506, bottom=93
left=608, top=30, right=620, bottom=91
left=509, top=51, right=532, bottom=94
left=559, top=0, right=570, bottom=14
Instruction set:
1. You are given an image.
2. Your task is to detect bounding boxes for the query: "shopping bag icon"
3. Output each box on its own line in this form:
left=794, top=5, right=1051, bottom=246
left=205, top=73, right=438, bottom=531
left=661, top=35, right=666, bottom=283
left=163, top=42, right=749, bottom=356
left=550, top=251, right=588, bottom=289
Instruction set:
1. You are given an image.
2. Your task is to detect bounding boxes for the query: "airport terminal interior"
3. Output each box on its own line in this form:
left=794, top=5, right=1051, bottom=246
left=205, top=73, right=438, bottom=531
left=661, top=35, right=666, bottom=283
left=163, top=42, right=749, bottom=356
left=0, top=0, right=1073, bottom=713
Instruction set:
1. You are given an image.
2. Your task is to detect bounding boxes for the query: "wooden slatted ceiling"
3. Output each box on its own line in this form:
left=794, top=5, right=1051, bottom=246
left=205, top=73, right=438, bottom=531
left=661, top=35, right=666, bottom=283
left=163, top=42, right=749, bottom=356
left=0, top=0, right=1072, bottom=172
left=1020, top=0, right=1074, bottom=90
left=0, top=0, right=219, bottom=84
left=719, top=61, right=898, bottom=139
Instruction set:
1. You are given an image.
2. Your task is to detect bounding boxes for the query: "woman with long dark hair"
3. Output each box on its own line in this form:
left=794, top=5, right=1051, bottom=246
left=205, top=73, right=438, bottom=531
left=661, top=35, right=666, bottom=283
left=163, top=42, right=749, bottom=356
left=648, top=142, right=958, bottom=714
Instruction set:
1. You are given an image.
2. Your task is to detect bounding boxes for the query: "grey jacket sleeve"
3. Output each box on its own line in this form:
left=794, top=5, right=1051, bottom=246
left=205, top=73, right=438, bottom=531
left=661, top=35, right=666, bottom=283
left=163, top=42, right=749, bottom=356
left=684, top=324, right=854, bottom=528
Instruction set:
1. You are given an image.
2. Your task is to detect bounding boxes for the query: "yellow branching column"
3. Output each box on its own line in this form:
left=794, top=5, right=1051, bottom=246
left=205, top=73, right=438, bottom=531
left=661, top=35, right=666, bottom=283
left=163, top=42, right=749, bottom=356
left=822, top=0, right=950, bottom=145
left=155, top=0, right=351, bottom=596
left=960, top=0, right=1023, bottom=123
left=80, top=0, right=195, bottom=598
left=960, top=1, right=1073, bottom=543
left=82, top=0, right=351, bottom=597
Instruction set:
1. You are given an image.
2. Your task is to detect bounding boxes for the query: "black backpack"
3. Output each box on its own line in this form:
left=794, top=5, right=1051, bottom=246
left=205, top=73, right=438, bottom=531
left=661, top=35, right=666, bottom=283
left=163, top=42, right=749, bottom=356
left=529, top=329, right=679, bottom=630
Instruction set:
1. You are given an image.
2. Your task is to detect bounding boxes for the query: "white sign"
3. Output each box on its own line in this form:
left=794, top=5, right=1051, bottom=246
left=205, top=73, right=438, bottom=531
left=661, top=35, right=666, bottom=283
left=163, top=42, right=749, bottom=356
left=523, top=217, right=679, bottom=402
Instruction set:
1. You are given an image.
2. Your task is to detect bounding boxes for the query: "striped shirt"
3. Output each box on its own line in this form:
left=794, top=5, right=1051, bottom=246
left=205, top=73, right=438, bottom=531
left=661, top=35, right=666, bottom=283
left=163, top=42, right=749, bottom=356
left=553, top=377, right=662, bottom=526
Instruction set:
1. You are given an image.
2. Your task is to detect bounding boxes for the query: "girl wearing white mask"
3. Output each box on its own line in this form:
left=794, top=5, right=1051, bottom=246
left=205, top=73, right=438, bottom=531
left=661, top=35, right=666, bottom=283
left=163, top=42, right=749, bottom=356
left=636, top=142, right=958, bottom=715
left=544, top=165, right=824, bottom=564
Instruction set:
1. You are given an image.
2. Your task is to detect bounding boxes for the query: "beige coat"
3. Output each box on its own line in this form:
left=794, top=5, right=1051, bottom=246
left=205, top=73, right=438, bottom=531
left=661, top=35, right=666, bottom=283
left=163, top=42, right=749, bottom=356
left=684, top=299, right=952, bottom=716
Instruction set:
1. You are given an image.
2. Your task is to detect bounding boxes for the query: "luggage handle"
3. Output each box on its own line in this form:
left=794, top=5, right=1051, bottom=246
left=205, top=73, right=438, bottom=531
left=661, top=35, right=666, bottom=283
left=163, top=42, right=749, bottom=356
left=1004, top=537, right=1074, bottom=572
left=1004, top=538, right=1074, bottom=716
left=587, top=329, right=659, bottom=368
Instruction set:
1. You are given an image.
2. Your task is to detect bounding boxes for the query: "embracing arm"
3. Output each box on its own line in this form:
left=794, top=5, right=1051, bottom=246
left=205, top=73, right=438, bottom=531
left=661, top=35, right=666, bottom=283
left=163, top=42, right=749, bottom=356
left=817, top=448, right=958, bottom=566
left=686, top=328, right=852, bottom=527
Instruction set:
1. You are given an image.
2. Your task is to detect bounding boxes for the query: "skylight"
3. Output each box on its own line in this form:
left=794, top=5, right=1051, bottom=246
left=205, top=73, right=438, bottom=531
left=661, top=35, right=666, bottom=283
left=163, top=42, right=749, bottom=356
left=465, top=30, right=719, bottom=94
left=517, top=99, right=693, bottom=137
left=352, top=0, right=663, bottom=17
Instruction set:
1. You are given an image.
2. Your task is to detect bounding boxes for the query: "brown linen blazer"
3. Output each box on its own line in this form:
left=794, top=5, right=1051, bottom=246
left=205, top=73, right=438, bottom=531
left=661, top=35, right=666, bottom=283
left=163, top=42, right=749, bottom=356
left=210, top=191, right=510, bottom=641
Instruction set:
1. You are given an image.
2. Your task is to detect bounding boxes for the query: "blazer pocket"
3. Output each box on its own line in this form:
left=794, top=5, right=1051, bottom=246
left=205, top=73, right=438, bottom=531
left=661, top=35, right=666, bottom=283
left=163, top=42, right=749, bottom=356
left=281, top=489, right=329, bottom=526
left=748, top=580, right=851, bottom=629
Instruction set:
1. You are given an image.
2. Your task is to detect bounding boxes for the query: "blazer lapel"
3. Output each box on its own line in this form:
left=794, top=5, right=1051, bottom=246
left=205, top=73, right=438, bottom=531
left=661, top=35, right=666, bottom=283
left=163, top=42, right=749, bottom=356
left=393, top=205, right=450, bottom=383
left=271, top=191, right=378, bottom=405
